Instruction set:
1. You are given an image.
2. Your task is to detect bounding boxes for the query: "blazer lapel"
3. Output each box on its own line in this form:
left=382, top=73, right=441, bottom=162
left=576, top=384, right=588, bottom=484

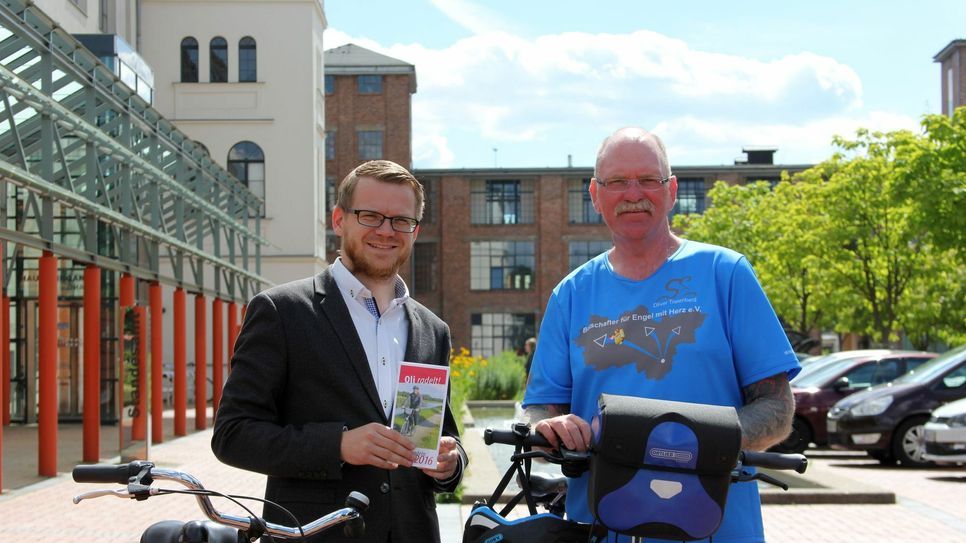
left=315, top=270, right=385, bottom=421
left=403, top=302, right=425, bottom=364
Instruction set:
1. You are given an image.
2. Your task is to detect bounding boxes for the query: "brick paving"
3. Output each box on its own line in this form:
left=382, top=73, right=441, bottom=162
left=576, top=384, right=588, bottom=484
left=2, top=423, right=966, bottom=542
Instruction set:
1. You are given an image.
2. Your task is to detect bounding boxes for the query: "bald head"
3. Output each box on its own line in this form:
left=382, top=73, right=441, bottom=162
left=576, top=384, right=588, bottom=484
left=595, top=128, right=671, bottom=179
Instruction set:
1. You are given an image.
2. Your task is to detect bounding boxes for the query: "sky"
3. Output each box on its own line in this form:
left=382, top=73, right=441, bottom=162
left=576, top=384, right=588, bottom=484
left=323, top=0, right=965, bottom=170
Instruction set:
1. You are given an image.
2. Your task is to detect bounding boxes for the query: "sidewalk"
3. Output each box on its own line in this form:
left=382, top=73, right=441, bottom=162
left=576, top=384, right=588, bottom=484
left=3, top=419, right=966, bottom=542
left=0, top=421, right=466, bottom=543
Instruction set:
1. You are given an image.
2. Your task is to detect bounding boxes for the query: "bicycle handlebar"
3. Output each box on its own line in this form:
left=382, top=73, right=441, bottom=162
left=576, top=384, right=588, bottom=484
left=740, top=451, right=808, bottom=474
left=72, top=463, right=369, bottom=539
left=483, top=425, right=808, bottom=475
left=73, top=461, right=154, bottom=484
left=484, top=427, right=552, bottom=448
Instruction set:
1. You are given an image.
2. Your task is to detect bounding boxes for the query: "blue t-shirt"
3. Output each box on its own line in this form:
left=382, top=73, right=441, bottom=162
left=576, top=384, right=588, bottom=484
left=523, top=240, right=800, bottom=543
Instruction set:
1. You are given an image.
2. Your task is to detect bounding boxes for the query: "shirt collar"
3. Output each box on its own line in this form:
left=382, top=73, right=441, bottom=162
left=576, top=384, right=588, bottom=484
left=331, top=258, right=410, bottom=308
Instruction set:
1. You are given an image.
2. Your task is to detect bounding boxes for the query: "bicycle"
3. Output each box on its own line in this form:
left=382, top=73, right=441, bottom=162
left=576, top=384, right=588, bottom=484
left=401, top=407, right=419, bottom=437
left=72, top=461, right=369, bottom=542
left=462, top=394, right=809, bottom=543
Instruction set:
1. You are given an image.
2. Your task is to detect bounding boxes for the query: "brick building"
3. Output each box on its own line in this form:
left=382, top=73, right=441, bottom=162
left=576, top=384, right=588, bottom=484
left=323, top=44, right=416, bottom=270
left=935, top=39, right=966, bottom=117
left=413, top=153, right=812, bottom=356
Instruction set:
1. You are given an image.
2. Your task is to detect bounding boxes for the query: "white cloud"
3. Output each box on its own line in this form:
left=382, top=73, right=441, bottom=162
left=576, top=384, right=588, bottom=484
left=324, top=22, right=915, bottom=168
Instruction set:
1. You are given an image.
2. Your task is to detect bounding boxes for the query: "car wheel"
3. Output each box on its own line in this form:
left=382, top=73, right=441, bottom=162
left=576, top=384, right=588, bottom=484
left=771, top=417, right=812, bottom=454
left=892, top=416, right=933, bottom=467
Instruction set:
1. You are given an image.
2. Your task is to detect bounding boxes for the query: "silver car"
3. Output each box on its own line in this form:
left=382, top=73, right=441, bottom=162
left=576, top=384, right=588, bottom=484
left=923, top=396, right=966, bottom=464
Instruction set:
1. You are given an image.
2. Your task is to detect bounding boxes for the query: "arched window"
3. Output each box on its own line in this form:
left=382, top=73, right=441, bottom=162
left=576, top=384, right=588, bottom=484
left=180, top=37, right=198, bottom=82
left=210, top=37, right=228, bottom=82
left=239, top=37, right=256, bottom=82
left=228, top=141, right=265, bottom=216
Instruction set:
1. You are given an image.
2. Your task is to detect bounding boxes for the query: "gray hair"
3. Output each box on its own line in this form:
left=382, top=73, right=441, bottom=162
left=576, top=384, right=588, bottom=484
left=594, top=127, right=671, bottom=179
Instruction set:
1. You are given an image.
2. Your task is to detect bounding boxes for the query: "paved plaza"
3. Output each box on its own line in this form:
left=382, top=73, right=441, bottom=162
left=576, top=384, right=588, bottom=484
left=1, top=421, right=966, bottom=542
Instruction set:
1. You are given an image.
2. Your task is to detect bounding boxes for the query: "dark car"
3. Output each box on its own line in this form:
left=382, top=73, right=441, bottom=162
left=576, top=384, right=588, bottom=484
left=772, top=350, right=937, bottom=454
left=827, top=344, right=966, bottom=466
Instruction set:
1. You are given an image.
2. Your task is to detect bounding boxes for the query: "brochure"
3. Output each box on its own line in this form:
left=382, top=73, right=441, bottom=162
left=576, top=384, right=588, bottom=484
left=390, top=361, right=450, bottom=469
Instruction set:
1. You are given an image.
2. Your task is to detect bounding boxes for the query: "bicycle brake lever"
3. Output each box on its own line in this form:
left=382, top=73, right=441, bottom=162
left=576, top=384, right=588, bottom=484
left=72, top=489, right=135, bottom=503
left=755, top=472, right=789, bottom=491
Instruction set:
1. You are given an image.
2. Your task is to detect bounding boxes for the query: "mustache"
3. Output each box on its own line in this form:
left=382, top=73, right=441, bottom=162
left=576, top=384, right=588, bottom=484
left=615, top=200, right=655, bottom=214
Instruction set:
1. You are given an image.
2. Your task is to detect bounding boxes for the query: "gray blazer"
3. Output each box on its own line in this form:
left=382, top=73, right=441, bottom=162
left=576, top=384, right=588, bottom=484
left=212, top=269, right=465, bottom=543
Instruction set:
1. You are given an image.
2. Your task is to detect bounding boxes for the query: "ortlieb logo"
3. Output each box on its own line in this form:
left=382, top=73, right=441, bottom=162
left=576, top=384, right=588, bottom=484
left=648, top=447, right=693, bottom=463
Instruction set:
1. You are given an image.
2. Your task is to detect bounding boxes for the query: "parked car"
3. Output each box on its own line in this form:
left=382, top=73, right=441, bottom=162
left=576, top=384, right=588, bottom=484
left=771, top=350, right=937, bottom=454
left=827, top=344, right=966, bottom=466
left=923, top=397, right=966, bottom=465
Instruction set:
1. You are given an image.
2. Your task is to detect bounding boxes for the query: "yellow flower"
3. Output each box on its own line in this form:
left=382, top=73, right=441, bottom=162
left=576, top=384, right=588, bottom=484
left=469, top=371, right=476, bottom=377
left=453, top=370, right=461, bottom=377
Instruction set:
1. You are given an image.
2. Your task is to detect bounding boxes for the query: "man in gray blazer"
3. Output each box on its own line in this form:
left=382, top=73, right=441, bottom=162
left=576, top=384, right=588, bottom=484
left=212, top=160, right=466, bottom=543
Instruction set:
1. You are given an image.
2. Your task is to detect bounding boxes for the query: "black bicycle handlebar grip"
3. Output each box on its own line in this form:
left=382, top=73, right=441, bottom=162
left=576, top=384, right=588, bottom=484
left=483, top=427, right=551, bottom=448
left=740, top=451, right=808, bottom=474
left=72, top=461, right=154, bottom=483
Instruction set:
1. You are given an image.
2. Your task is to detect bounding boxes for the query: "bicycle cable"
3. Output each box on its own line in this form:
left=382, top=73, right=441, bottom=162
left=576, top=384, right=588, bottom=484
left=157, top=488, right=306, bottom=543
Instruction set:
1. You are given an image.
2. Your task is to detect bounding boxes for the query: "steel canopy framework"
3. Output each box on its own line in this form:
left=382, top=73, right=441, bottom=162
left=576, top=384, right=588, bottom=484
left=0, top=0, right=268, bottom=301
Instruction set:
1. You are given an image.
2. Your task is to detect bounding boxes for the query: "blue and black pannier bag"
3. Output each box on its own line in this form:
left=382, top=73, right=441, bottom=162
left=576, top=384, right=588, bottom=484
left=587, top=394, right=741, bottom=541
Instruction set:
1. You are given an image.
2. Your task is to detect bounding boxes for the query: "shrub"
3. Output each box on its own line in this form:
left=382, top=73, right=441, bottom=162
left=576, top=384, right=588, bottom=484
left=450, top=347, right=525, bottom=402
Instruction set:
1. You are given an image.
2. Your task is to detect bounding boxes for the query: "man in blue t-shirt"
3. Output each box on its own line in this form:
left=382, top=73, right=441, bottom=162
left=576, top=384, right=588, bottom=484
left=523, top=128, right=800, bottom=543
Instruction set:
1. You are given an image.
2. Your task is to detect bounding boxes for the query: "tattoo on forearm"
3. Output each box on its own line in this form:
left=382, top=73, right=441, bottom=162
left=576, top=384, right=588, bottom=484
left=738, top=373, right=795, bottom=451
left=524, top=404, right=570, bottom=424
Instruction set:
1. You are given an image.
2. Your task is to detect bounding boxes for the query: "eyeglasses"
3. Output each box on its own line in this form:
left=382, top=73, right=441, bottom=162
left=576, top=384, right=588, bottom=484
left=595, top=176, right=671, bottom=192
left=348, top=208, right=420, bottom=233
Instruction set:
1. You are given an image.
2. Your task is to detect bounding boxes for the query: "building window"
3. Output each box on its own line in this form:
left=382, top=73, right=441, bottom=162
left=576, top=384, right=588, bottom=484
left=210, top=37, right=228, bottom=82
left=568, top=240, right=611, bottom=271
left=421, top=177, right=436, bottom=224
left=325, top=74, right=335, bottom=95
left=228, top=141, right=265, bottom=216
left=413, top=242, right=438, bottom=294
left=357, top=74, right=383, bottom=94
left=673, top=178, right=706, bottom=215
left=325, top=176, right=337, bottom=216
left=325, top=130, right=336, bottom=160
left=746, top=175, right=781, bottom=189
left=568, top=178, right=602, bottom=224
left=471, top=313, right=536, bottom=358
left=238, top=37, right=256, bottom=82
left=357, top=130, right=383, bottom=160
left=471, top=240, right=535, bottom=290
left=180, top=37, right=198, bottom=82
left=470, top=179, right=534, bottom=225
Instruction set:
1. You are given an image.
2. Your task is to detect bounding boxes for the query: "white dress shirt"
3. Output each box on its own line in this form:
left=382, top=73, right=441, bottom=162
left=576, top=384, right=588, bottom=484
left=330, top=258, right=410, bottom=419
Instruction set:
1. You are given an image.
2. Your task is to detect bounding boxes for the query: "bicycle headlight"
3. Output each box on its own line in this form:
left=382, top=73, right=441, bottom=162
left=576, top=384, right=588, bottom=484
left=850, top=395, right=893, bottom=417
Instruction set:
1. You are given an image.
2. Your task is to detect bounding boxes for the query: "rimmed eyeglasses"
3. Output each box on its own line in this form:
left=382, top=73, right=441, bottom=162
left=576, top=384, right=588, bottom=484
left=594, top=176, right=671, bottom=192
left=348, top=208, right=420, bottom=233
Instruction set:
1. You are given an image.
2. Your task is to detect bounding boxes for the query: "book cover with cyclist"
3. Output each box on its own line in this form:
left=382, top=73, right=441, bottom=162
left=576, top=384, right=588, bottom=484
left=390, top=361, right=450, bottom=469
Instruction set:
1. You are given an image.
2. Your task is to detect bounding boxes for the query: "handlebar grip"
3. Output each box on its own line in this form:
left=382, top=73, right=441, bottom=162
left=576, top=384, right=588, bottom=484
left=72, top=461, right=154, bottom=484
left=483, top=427, right=551, bottom=448
left=740, top=451, right=808, bottom=474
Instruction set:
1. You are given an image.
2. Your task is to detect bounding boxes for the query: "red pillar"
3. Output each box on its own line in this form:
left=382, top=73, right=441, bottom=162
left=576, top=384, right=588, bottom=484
left=150, top=283, right=164, bottom=444
left=211, top=298, right=223, bottom=413
left=194, top=293, right=206, bottom=430
left=0, top=294, right=7, bottom=427
left=0, top=291, right=10, bottom=426
left=227, top=302, right=238, bottom=371
left=1, top=292, right=8, bottom=428
left=38, top=251, right=57, bottom=477
left=173, top=288, right=186, bottom=436
left=82, top=265, right=101, bottom=461
left=119, top=274, right=135, bottom=308
left=0, top=244, right=4, bottom=492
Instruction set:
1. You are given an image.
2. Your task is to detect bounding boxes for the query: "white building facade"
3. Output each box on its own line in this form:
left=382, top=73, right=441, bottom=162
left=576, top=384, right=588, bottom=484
left=141, top=0, right=329, bottom=286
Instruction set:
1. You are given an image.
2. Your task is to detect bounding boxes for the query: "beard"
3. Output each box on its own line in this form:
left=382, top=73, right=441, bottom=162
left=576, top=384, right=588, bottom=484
left=340, top=234, right=411, bottom=281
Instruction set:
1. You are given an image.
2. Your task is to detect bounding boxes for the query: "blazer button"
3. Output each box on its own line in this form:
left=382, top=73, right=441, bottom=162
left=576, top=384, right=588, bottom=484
left=379, top=482, right=390, bottom=494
